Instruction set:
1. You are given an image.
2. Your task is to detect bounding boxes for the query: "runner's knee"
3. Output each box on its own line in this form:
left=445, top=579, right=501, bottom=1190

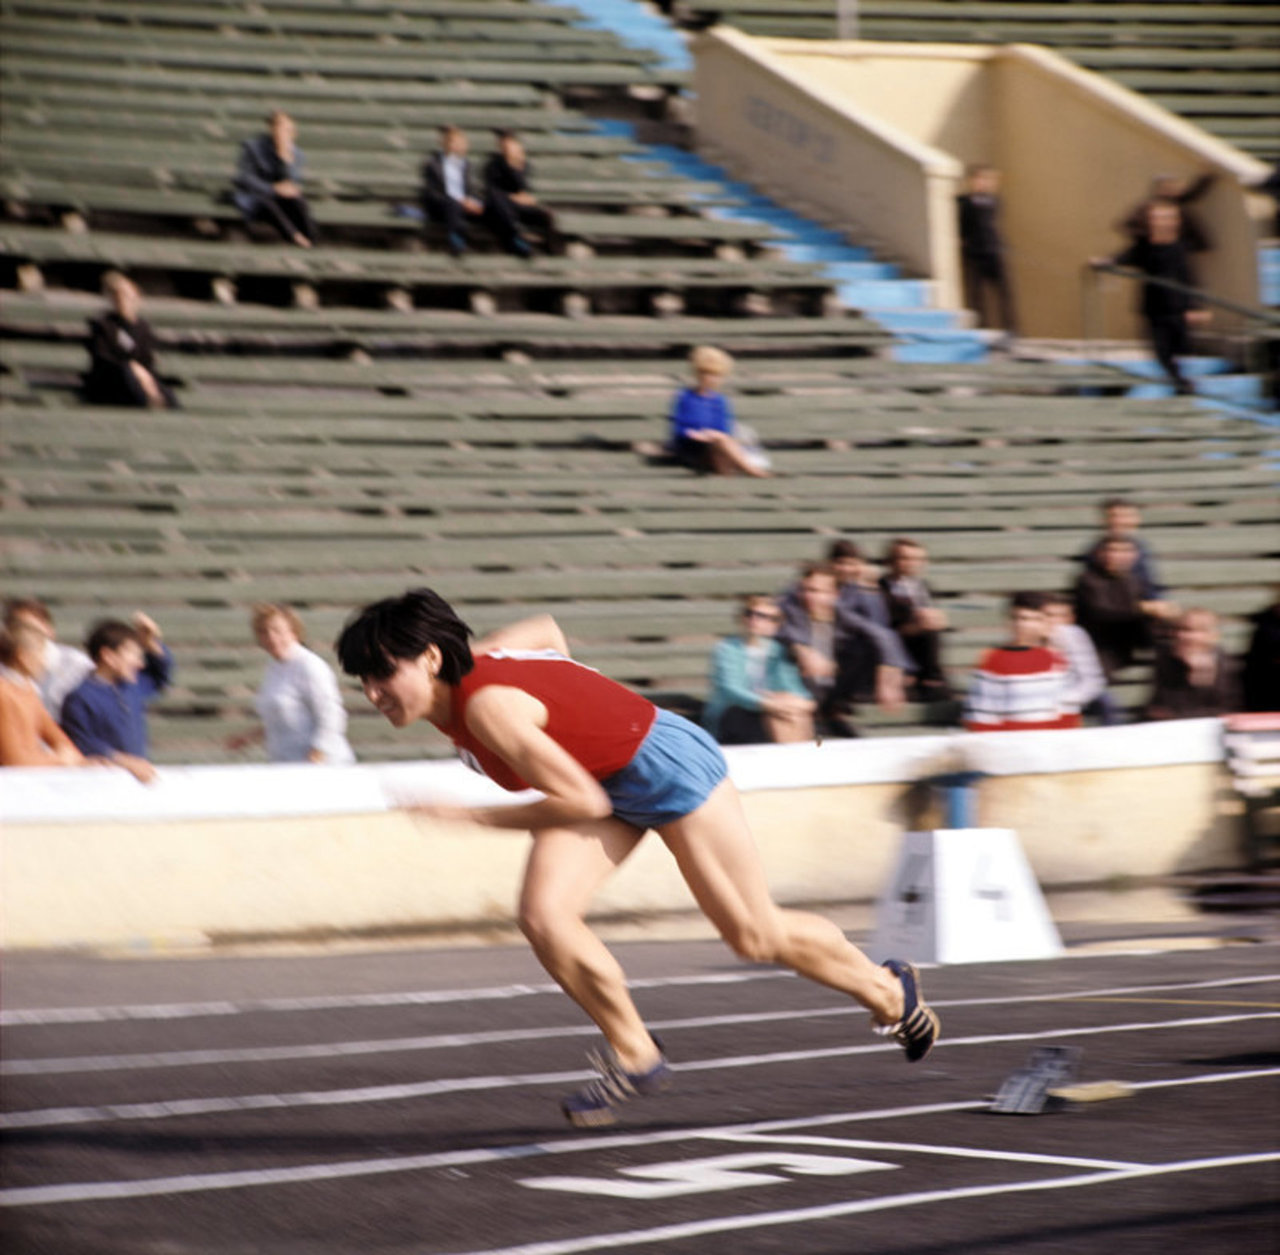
left=721, top=918, right=782, bottom=964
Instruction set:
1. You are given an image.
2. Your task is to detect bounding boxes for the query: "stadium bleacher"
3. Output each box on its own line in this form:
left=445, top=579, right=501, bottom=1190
left=2, top=0, right=1276, bottom=762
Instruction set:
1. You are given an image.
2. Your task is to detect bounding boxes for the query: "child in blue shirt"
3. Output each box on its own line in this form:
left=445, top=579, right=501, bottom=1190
left=61, top=614, right=173, bottom=783
left=666, top=345, right=771, bottom=476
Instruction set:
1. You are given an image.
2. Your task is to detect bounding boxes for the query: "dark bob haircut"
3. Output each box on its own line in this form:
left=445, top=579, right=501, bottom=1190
left=335, top=588, right=474, bottom=684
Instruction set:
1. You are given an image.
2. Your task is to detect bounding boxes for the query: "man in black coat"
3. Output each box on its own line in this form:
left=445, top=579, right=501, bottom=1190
left=83, top=272, right=178, bottom=409
left=483, top=130, right=556, bottom=258
left=232, top=110, right=316, bottom=248
left=421, top=125, right=484, bottom=256
left=1097, top=200, right=1209, bottom=394
left=956, top=165, right=1018, bottom=337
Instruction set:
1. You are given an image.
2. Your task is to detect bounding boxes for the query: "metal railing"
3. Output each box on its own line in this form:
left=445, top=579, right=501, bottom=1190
left=1082, top=261, right=1280, bottom=408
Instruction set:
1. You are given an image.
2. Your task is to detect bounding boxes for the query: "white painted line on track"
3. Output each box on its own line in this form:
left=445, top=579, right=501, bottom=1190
left=3, top=1069, right=1273, bottom=1209
left=703, top=1132, right=1142, bottom=1172
left=3, top=1011, right=1277, bottom=1130
left=0, top=969, right=797, bottom=1027
left=440, top=1152, right=1280, bottom=1255
left=5, top=962, right=1274, bottom=1029
left=7, top=972, right=1277, bottom=1076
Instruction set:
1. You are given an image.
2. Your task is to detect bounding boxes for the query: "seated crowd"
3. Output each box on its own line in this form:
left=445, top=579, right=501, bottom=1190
left=703, top=499, right=1279, bottom=746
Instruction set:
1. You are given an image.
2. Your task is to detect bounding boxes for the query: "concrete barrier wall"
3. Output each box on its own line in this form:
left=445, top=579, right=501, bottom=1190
left=694, top=28, right=964, bottom=307
left=694, top=31, right=1269, bottom=338
left=0, top=722, right=1237, bottom=951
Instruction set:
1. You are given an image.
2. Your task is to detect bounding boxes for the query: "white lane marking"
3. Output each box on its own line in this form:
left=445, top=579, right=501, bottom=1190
left=6, top=963, right=1275, bottom=1030
left=703, top=1132, right=1141, bottom=1172
left=439, top=1153, right=1280, bottom=1255
left=3, top=1011, right=1277, bottom=1131
left=0, top=1100, right=985, bottom=1208
left=520, top=1136, right=1139, bottom=1200
left=521, top=1151, right=897, bottom=1200
left=8, top=972, right=1277, bottom=1077
left=0, top=969, right=796, bottom=1027
left=3, top=1070, right=1274, bottom=1209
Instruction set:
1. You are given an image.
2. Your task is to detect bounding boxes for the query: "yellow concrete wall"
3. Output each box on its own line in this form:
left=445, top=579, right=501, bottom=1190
left=0, top=766, right=1236, bottom=951
left=693, top=29, right=964, bottom=307
left=994, top=45, right=1266, bottom=340
left=695, top=31, right=1270, bottom=338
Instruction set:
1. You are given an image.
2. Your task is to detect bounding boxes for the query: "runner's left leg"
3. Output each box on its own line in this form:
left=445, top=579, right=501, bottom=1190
left=659, top=780, right=904, bottom=1025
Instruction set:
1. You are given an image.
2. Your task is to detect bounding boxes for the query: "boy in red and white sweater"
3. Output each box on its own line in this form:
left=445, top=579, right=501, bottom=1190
left=964, top=592, right=1082, bottom=732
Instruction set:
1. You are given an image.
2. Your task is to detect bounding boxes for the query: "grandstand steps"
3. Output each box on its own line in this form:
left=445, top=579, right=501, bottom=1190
left=1, top=0, right=1275, bottom=760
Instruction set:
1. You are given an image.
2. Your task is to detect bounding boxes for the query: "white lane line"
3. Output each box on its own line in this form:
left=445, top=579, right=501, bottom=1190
left=703, top=1132, right=1141, bottom=1172
left=0, top=969, right=797, bottom=1028
left=438, top=1153, right=1280, bottom=1255
left=6, top=964, right=1275, bottom=1029
left=8, top=972, right=1278, bottom=1077
left=3, top=1011, right=1277, bottom=1131
left=3, top=1070, right=1273, bottom=1209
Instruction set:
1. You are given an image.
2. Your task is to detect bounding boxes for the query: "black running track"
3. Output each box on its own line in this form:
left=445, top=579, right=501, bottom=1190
left=3, top=934, right=1278, bottom=1255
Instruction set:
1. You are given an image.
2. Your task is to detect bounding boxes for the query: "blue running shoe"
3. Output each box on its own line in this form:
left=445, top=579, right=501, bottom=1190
left=879, top=959, right=940, bottom=1063
left=562, top=1040, right=672, bottom=1128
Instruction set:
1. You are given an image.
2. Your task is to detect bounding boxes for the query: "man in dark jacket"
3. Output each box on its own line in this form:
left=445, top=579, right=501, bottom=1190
left=956, top=165, right=1017, bottom=337
left=483, top=130, right=556, bottom=258
left=232, top=110, right=316, bottom=248
left=1145, top=608, right=1241, bottom=721
left=1097, top=200, right=1208, bottom=394
left=1075, top=537, right=1176, bottom=679
left=421, top=125, right=484, bottom=256
left=83, top=272, right=178, bottom=409
left=1243, top=594, right=1280, bottom=713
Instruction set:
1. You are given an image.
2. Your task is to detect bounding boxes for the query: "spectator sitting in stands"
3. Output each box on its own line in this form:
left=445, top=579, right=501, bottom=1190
left=664, top=345, right=770, bottom=478
left=61, top=614, right=173, bottom=784
left=225, top=603, right=355, bottom=764
left=82, top=273, right=178, bottom=410
left=232, top=109, right=316, bottom=248
left=879, top=537, right=951, bottom=700
left=963, top=592, right=1081, bottom=732
left=1119, top=171, right=1216, bottom=254
left=702, top=595, right=815, bottom=745
left=1044, top=592, right=1118, bottom=726
left=780, top=539, right=916, bottom=690
left=483, top=130, right=556, bottom=259
left=2, top=598, right=93, bottom=722
left=422, top=124, right=484, bottom=257
left=956, top=164, right=1018, bottom=340
left=0, top=623, right=88, bottom=768
left=1242, top=590, right=1280, bottom=712
left=776, top=562, right=905, bottom=738
left=1075, top=536, right=1176, bottom=680
left=1145, top=607, right=1241, bottom=721
left=1080, top=497, right=1166, bottom=602
left=1093, top=200, right=1210, bottom=395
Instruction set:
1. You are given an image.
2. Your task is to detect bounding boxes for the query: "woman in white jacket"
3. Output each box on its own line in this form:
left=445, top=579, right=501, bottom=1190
left=227, top=604, right=355, bottom=763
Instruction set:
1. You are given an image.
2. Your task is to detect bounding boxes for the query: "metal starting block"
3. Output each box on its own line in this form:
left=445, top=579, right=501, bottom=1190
left=990, top=1046, right=1082, bottom=1115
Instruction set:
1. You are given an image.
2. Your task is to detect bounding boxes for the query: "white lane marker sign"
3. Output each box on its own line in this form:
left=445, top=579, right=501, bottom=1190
left=520, top=1152, right=895, bottom=1199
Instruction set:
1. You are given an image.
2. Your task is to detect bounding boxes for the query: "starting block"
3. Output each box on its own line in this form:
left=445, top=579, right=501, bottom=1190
left=991, top=1047, right=1133, bottom=1114
left=991, top=1046, right=1081, bottom=1115
left=871, top=828, right=1063, bottom=965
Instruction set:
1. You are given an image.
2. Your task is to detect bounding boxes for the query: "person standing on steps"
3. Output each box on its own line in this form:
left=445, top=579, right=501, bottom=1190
left=336, top=588, right=939, bottom=1128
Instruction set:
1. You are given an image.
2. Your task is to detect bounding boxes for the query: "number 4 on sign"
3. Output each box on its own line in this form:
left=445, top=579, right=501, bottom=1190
left=520, top=1151, right=896, bottom=1200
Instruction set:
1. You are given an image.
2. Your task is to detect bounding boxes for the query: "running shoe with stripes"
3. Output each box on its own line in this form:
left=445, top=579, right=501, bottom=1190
left=561, top=1039, right=672, bottom=1128
left=877, top=959, right=940, bottom=1062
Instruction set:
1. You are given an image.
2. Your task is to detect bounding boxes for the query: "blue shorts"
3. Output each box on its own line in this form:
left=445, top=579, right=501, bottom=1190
left=602, top=708, right=729, bottom=830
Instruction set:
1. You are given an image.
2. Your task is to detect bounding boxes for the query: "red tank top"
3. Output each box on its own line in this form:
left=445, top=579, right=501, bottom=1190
left=440, top=652, right=657, bottom=792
